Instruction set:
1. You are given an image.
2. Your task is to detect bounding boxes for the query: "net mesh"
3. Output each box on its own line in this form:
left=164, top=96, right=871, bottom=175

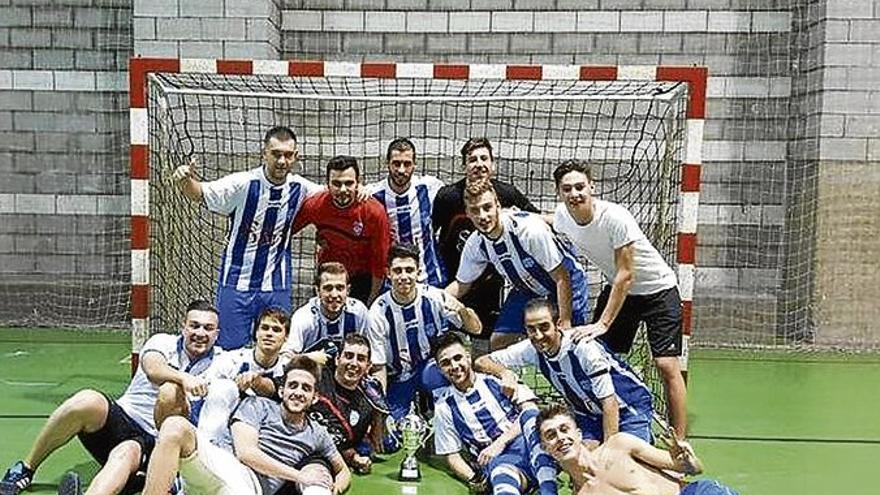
left=147, top=72, right=688, bottom=420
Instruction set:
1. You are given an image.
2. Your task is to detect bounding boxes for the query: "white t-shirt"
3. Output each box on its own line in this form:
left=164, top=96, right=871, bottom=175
left=554, top=199, right=676, bottom=295
left=117, top=333, right=222, bottom=436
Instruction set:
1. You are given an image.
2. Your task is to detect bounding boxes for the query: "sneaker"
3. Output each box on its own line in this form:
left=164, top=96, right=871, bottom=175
left=57, top=471, right=82, bottom=495
left=0, top=461, right=34, bottom=495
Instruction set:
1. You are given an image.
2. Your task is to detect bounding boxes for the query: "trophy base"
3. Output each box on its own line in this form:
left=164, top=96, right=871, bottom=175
left=398, top=467, right=421, bottom=482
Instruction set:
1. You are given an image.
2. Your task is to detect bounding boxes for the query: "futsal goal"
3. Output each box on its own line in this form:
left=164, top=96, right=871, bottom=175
left=129, top=58, right=706, bottom=424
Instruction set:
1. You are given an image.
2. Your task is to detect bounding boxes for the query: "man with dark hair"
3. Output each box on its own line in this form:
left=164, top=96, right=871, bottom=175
left=433, top=138, right=539, bottom=334
left=537, top=404, right=739, bottom=495
left=0, top=301, right=223, bottom=495
left=308, top=333, right=389, bottom=474
left=431, top=333, right=559, bottom=495
left=447, top=179, right=589, bottom=351
left=367, top=243, right=481, bottom=423
left=551, top=159, right=688, bottom=439
left=368, top=138, right=446, bottom=287
left=474, top=298, right=653, bottom=443
left=173, top=126, right=323, bottom=350
left=282, top=262, right=371, bottom=366
left=295, top=155, right=391, bottom=304
left=139, top=357, right=351, bottom=495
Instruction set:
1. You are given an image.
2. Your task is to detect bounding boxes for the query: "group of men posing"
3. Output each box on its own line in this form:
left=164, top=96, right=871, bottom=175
left=1, top=127, right=738, bottom=495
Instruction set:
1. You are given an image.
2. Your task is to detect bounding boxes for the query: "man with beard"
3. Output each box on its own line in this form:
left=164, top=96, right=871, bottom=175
left=537, top=404, right=739, bottom=495
left=369, top=138, right=446, bottom=287
left=294, top=155, right=391, bottom=304
left=475, top=298, right=653, bottom=444
left=433, top=138, right=538, bottom=334
left=173, top=126, right=322, bottom=350
left=307, top=334, right=389, bottom=474
left=1, top=301, right=223, bottom=495
left=446, top=179, right=589, bottom=351
left=138, top=357, right=351, bottom=495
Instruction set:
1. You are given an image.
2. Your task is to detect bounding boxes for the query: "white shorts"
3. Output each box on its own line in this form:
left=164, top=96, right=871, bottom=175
left=179, top=440, right=261, bottom=495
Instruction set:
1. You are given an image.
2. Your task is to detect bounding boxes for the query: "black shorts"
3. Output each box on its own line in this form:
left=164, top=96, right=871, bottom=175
left=77, top=394, right=155, bottom=495
left=594, top=285, right=683, bottom=358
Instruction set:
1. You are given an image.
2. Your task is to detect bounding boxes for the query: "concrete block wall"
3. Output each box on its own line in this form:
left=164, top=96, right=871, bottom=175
left=0, top=0, right=132, bottom=327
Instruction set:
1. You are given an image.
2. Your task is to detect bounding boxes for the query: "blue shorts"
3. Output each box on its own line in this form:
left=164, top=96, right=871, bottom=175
left=484, top=436, right=535, bottom=488
left=216, top=285, right=292, bottom=350
left=494, top=288, right=589, bottom=334
left=574, top=408, right=652, bottom=444
left=387, top=361, right=449, bottom=420
left=680, top=479, right=740, bottom=495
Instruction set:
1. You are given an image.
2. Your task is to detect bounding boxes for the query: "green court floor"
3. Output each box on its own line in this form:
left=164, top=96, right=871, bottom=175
left=1, top=329, right=877, bottom=495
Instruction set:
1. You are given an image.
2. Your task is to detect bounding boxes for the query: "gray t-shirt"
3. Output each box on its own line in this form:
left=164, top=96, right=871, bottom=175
left=227, top=396, right=338, bottom=495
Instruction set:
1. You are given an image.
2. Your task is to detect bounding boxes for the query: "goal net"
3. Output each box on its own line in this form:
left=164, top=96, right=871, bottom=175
left=136, top=61, right=696, bottom=425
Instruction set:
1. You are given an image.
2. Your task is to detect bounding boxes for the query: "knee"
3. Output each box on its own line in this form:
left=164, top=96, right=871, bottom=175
left=55, top=389, right=107, bottom=421
left=105, top=440, right=142, bottom=471
left=158, top=416, right=195, bottom=446
left=654, top=357, right=683, bottom=377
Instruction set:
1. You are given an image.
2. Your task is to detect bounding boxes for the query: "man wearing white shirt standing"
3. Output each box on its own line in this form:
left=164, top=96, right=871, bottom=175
left=173, top=126, right=322, bottom=350
left=551, top=159, right=688, bottom=439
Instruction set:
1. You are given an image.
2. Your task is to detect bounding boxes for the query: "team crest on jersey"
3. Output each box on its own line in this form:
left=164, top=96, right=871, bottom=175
left=350, top=410, right=361, bottom=426
left=352, top=220, right=364, bottom=236
left=522, top=258, right=536, bottom=268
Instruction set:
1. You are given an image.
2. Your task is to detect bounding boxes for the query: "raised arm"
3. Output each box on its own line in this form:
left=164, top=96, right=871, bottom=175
left=172, top=159, right=204, bottom=202
left=548, top=263, right=574, bottom=329
left=473, top=354, right=519, bottom=398
left=614, top=432, right=703, bottom=476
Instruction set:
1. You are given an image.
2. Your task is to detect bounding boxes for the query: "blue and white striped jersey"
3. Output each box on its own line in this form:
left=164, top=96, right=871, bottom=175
left=433, top=373, right=536, bottom=456
left=489, top=335, right=653, bottom=421
left=367, top=284, right=462, bottom=381
left=368, top=175, right=446, bottom=286
left=456, top=210, right=588, bottom=299
left=204, top=347, right=286, bottom=394
left=117, top=333, right=223, bottom=436
left=202, top=167, right=321, bottom=292
left=283, top=296, right=371, bottom=354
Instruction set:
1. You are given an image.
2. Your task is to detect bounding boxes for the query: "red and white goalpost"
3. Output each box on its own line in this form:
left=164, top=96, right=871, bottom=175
left=128, top=58, right=705, bottom=409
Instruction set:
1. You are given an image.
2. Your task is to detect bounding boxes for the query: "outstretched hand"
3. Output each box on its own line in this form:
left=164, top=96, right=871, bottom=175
left=172, top=158, right=197, bottom=182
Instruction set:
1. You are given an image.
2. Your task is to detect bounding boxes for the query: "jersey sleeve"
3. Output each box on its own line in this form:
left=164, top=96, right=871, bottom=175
left=488, top=339, right=537, bottom=370
left=203, top=351, right=237, bottom=382
left=455, top=233, right=488, bottom=284
left=230, top=396, right=267, bottom=430
left=369, top=201, right=392, bottom=279
left=522, top=215, right=565, bottom=272
left=579, top=342, right=615, bottom=400
left=432, top=399, right=463, bottom=455
left=513, top=382, right=538, bottom=404
left=291, top=193, right=318, bottom=234
left=138, top=333, right=176, bottom=364
left=367, top=301, right=389, bottom=365
left=606, top=203, right=644, bottom=250
left=283, top=306, right=313, bottom=355
left=202, top=172, right=246, bottom=215
left=314, top=421, right=341, bottom=460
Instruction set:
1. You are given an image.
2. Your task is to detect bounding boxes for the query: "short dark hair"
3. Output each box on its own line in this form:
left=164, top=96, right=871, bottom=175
left=460, top=138, right=494, bottom=165
left=263, top=126, right=297, bottom=145
left=253, top=307, right=290, bottom=339
left=283, top=355, right=321, bottom=385
left=387, top=242, right=420, bottom=267
left=326, top=155, right=360, bottom=181
left=433, top=332, right=466, bottom=360
left=185, top=299, right=218, bottom=316
left=341, top=333, right=371, bottom=359
left=524, top=297, right=559, bottom=322
left=314, top=261, right=349, bottom=287
left=553, top=159, right=593, bottom=187
left=463, top=178, right=497, bottom=206
left=386, top=137, right=416, bottom=162
left=536, top=403, right=577, bottom=436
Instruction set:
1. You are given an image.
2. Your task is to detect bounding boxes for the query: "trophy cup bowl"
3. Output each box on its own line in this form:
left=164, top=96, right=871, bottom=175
left=393, top=404, right=432, bottom=482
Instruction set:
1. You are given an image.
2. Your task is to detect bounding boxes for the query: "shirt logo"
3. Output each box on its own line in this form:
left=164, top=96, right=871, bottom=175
left=352, top=220, right=364, bottom=236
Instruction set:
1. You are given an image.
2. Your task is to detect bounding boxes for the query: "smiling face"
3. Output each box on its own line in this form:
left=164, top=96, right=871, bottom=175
left=280, top=369, right=318, bottom=415
left=328, top=166, right=358, bottom=208
left=464, top=189, right=502, bottom=239
left=262, top=136, right=299, bottom=185
left=524, top=305, right=562, bottom=356
left=436, top=342, right=474, bottom=390
left=388, top=255, right=419, bottom=302
left=334, top=340, right=371, bottom=389
left=539, top=412, right=583, bottom=463
left=464, top=146, right=495, bottom=184
left=387, top=148, right=415, bottom=193
left=556, top=169, right=595, bottom=223
left=254, top=315, right=287, bottom=357
left=181, top=309, right=219, bottom=358
left=317, top=270, right=349, bottom=318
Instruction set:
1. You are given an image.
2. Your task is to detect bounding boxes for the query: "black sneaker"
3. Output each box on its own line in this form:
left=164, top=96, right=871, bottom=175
left=0, top=461, right=34, bottom=495
left=57, top=472, right=82, bottom=495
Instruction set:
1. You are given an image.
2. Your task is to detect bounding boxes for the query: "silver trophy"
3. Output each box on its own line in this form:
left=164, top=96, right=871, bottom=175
left=392, top=403, right=432, bottom=482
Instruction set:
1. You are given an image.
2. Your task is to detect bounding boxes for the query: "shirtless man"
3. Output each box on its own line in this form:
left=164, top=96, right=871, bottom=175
left=537, top=404, right=739, bottom=495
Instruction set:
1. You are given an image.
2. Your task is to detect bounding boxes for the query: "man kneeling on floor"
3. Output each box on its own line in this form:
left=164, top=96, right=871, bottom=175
left=537, top=403, right=739, bottom=495
left=141, top=356, right=350, bottom=495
